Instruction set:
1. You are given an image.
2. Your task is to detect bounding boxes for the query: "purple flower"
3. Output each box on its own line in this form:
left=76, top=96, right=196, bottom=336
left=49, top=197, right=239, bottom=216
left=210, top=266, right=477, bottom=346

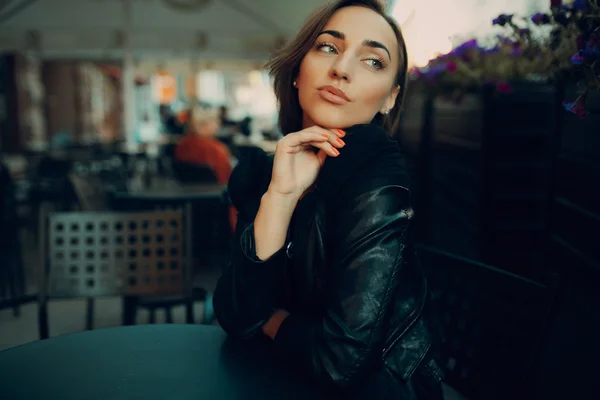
left=484, top=47, right=501, bottom=55
left=451, top=39, right=480, bottom=62
left=510, top=46, right=524, bottom=56
left=551, top=0, right=562, bottom=7
left=573, top=0, right=588, bottom=11
left=531, top=13, right=551, bottom=25
left=563, top=93, right=589, bottom=119
left=493, top=14, right=513, bottom=26
left=455, top=39, right=479, bottom=51
left=496, top=82, right=512, bottom=93
left=581, top=48, right=600, bottom=62
left=421, top=62, right=449, bottom=81
left=570, top=52, right=584, bottom=64
left=497, top=35, right=516, bottom=46
left=446, top=61, right=457, bottom=72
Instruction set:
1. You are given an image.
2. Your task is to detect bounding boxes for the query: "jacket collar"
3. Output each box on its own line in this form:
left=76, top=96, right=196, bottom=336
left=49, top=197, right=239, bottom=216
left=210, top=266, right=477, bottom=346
left=316, top=122, right=403, bottom=196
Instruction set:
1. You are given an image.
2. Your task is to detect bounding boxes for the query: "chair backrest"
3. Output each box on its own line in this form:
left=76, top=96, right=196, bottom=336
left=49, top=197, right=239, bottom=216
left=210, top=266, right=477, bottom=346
left=68, top=173, right=108, bottom=211
left=40, top=205, right=192, bottom=300
left=417, top=245, right=557, bottom=400
left=171, top=161, right=217, bottom=184
left=110, top=193, right=230, bottom=267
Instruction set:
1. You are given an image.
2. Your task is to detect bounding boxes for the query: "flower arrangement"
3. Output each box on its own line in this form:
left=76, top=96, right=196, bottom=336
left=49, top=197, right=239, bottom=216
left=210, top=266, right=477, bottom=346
left=542, top=0, right=600, bottom=117
left=412, top=0, right=600, bottom=118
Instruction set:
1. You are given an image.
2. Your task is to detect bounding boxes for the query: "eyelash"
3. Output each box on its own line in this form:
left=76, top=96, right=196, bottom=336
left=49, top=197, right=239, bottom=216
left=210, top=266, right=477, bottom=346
left=314, top=41, right=386, bottom=70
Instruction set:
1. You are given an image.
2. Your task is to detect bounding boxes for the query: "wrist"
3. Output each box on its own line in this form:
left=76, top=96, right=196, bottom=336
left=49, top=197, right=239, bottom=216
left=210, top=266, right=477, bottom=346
left=262, top=309, right=290, bottom=340
left=264, top=187, right=301, bottom=209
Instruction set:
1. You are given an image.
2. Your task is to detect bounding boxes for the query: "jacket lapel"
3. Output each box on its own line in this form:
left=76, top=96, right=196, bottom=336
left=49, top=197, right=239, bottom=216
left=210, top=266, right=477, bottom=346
left=316, top=123, right=403, bottom=199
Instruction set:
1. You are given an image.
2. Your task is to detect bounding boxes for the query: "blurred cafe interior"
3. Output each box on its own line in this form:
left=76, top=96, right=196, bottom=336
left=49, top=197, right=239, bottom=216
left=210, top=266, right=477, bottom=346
left=0, top=0, right=599, bottom=399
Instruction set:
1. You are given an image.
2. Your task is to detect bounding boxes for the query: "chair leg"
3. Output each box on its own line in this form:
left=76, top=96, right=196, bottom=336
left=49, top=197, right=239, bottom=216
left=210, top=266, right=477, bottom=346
left=38, top=300, right=49, bottom=340
left=13, top=245, right=26, bottom=318
left=202, top=293, right=214, bottom=325
left=185, top=299, right=194, bottom=324
left=15, top=235, right=26, bottom=297
left=122, top=296, right=137, bottom=326
left=8, top=255, right=21, bottom=318
left=148, top=308, right=156, bottom=324
left=85, top=298, right=94, bottom=330
left=165, top=307, right=173, bottom=324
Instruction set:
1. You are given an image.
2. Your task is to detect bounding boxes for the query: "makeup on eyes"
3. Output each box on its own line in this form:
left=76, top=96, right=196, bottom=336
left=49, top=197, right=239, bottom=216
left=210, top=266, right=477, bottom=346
left=317, top=30, right=392, bottom=61
left=314, top=41, right=387, bottom=70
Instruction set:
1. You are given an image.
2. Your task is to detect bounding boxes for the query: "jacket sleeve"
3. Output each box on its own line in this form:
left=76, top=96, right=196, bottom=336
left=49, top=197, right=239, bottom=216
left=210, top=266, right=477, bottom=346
left=271, top=184, right=413, bottom=388
left=213, top=152, right=288, bottom=339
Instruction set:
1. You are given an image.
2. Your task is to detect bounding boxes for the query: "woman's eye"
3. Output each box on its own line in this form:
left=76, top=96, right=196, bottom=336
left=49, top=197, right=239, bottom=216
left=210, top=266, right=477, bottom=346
left=317, top=43, right=337, bottom=54
left=365, top=58, right=384, bottom=70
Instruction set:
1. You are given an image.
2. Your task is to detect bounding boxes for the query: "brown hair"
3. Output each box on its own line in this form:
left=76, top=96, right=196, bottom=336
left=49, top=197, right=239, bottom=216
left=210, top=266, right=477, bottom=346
left=265, top=0, right=408, bottom=137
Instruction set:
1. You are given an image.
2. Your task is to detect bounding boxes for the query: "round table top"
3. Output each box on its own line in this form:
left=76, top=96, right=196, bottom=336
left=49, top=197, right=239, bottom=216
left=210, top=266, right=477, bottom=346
left=0, top=325, right=337, bottom=400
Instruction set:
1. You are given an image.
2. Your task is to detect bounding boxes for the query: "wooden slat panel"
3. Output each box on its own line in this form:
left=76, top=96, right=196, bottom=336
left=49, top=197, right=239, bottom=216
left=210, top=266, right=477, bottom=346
left=553, top=156, right=600, bottom=216
left=551, top=198, right=600, bottom=270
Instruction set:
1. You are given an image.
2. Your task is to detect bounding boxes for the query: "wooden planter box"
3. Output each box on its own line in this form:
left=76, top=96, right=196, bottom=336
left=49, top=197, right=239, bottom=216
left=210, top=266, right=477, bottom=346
left=417, top=82, right=560, bottom=282
left=548, top=87, right=600, bottom=277
left=535, top=87, right=600, bottom=400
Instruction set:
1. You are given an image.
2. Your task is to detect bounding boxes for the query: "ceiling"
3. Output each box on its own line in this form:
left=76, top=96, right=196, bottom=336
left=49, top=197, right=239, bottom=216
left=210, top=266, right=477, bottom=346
left=0, top=0, right=369, bottom=61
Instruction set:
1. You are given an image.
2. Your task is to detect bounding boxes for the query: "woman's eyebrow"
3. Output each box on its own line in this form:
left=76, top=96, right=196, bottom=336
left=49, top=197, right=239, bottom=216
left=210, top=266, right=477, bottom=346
left=317, top=30, right=391, bottom=61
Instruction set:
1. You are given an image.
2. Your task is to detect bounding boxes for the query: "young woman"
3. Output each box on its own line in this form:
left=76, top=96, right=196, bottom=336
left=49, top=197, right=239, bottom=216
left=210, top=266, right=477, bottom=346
left=214, top=1, right=443, bottom=398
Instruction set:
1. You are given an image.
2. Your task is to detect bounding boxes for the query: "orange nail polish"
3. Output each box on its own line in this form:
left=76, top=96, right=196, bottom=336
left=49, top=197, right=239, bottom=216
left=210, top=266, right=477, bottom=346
left=336, top=138, right=345, bottom=146
left=321, top=134, right=329, bottom=139
left=332, top=148, right=340, bottom=156
left=337, top=129, right=346, bottom=137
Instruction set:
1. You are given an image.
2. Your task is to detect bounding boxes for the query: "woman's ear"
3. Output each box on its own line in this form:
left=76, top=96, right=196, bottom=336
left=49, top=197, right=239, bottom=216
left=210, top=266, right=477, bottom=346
left=380, top=85, right=400, bottom=114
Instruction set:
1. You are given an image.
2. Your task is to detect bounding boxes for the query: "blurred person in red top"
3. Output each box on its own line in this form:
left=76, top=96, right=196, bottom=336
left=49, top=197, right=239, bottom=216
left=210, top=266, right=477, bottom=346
left=174, top=108, right=232, bottom=184
left=174, top=108, right=236, bottom=230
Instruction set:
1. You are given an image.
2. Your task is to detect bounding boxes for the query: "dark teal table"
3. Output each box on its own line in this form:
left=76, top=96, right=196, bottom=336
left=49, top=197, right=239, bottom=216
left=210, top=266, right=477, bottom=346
left=0, top=325, right=338, bottom=400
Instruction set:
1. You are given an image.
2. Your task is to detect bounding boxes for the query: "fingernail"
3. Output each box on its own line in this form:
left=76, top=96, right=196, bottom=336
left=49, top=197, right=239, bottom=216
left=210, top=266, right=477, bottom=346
left=332, top=148, right=340, bottom=156
left=321, top=134, right=329, bottom=139
left=336, top=138, right=345, bottom=146
left=337, top=129, right=346, bottom=137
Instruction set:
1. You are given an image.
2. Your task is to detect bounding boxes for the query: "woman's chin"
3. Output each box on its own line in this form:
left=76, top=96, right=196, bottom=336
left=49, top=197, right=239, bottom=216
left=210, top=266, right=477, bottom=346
left=306, top=112, right=365, bottom=130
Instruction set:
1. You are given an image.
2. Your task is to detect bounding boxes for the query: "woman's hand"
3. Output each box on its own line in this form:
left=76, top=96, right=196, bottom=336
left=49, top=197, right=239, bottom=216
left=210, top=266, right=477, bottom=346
left=269, top=126, right=346, bottom=199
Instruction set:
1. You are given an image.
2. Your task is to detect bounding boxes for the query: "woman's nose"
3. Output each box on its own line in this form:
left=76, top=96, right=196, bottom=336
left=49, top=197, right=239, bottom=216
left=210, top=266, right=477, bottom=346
left=329, top=58, right=351, bottom=83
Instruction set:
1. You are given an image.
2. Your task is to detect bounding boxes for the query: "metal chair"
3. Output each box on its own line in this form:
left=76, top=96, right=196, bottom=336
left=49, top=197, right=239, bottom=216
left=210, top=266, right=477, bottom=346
left=110, top=193, right=228, bottom=325
left=417, top=245, right=558, bottom=400
left=68, top=172, right=109, bottom=212
left=37, top=204, right=193, bottom=339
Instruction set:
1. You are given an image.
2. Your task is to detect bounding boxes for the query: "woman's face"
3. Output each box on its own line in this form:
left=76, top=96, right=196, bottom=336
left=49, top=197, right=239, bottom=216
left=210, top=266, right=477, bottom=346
left=296, top=6, right=400, bottom=130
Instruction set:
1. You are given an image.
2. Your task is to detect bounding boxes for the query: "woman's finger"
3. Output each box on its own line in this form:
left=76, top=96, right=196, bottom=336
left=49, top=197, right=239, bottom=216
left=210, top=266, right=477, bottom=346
left=282, top=130, right=330, bottom=148
left=316, top=149, right=328, bottom=166
left=305, top=126, right=346, bottom=149
left=287, top=138, right=339, bottom=157
left=308, top=140, right=340, bottom=157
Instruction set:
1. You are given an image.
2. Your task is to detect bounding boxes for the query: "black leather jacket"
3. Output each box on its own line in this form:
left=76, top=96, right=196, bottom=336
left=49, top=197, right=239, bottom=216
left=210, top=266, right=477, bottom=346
left=214, top=123, right=442, bottom=399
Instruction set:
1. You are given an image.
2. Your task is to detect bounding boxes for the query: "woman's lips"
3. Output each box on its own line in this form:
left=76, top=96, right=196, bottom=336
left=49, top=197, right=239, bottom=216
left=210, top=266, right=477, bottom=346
left=317, top=89, right=350, bottom=105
